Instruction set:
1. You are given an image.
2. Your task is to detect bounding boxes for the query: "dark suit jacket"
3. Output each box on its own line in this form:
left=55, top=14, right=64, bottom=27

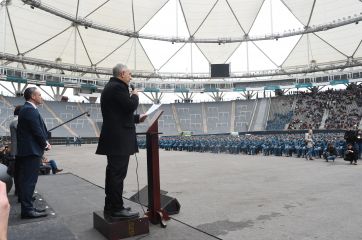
left=96, top=77, right=140, bottom=156
left=9, top=116, right=18, bottom=158
left=17, top=102, right=48, bottom=157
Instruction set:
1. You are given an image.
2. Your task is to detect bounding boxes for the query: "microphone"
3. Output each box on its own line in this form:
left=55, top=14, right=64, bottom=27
left=130, top=84, right=138, bottom=114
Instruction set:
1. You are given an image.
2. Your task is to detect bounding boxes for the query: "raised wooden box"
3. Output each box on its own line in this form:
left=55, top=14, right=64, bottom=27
left=93, top=211, right=149, bottom=240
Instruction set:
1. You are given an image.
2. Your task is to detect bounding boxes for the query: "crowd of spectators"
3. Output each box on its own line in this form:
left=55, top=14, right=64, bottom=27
left=288, top=92, right=327, bottom=130
left=324, top=85, right=362, bottom=129
left=349, top=83, right=362, bottom=107
left=288, top=85, right=362, bottom=130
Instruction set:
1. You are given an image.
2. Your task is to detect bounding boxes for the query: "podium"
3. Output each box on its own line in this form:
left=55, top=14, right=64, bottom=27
left=144, top=110, right=170, bottom=227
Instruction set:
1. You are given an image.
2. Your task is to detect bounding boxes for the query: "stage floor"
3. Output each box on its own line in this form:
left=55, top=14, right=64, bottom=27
left=8, top=173, right=216, bottom=240
left=9, top=144, right=362, bottom=240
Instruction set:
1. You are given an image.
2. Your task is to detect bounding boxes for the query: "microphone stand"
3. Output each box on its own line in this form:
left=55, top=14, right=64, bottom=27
left=47, top=111, right=90, bottom=138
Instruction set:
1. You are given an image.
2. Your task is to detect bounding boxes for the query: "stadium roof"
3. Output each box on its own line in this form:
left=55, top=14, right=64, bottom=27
left=1, top=0, right=362, bottom=79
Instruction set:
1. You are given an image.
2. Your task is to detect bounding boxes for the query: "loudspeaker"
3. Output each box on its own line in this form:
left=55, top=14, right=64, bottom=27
left=130, top=186, right=180, bottom=215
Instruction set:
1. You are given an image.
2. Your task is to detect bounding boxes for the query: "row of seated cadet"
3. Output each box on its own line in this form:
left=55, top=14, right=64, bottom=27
left=136, top=133, right=360, bottom=161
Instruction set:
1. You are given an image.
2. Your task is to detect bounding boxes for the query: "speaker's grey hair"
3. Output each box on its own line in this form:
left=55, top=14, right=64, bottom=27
left=112, top=64, right=127, bottom=77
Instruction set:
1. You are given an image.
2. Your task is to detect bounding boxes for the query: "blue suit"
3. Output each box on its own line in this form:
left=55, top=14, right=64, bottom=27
left=17, top=102, right=48, bottom=157
left=17, top=102, right=48, bottom=214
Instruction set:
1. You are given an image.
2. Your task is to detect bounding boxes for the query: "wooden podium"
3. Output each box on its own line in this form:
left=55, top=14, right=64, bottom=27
left=145, top=110, right=170, bottom=227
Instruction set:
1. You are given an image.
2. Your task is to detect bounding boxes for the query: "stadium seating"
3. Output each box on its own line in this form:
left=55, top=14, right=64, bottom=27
left=0, top=84, right=361, bottom=137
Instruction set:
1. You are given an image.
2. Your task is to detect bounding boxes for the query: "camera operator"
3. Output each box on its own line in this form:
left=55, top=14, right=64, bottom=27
left=344, top=125, right=359, bottom=164
left=357, top=129, right=362, bottom=159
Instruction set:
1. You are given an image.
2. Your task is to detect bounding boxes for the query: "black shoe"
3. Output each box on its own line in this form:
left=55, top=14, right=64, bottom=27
left=110, top=209, right=139, bottom=219
left=21, top=210, right=48, bottom=219
left=35, top=208, right=46, bottom=213
left=104, top=206, right=131, bottom=214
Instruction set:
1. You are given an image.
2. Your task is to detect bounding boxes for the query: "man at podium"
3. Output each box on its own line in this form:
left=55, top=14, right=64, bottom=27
left=96, top=63, right=147, bottom=219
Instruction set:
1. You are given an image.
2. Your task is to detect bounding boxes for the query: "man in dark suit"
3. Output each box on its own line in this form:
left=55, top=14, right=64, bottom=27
left=96, top=64, right=147, bottom=219
left=17, top=87, right=50, bottom=219
left=8, top=105, right=21, bottom=200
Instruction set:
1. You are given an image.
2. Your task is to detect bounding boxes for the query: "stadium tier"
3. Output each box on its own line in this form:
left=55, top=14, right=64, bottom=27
left=1, top=84, right=361, bottom=138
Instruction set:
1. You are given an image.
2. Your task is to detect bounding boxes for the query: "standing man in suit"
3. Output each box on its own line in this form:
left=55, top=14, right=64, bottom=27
left=96, top=64, right=147, bottom=219
left=8, top=105, right=21, bottom=200
left=17, top=87, right=50, bottom=219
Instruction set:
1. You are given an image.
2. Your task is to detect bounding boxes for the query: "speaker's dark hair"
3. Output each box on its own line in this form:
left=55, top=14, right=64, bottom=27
left=23, top=87, right=37, bottom=101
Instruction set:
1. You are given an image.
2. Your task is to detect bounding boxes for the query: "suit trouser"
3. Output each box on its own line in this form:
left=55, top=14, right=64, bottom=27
left=14, top=157, right=21, bottom=198
left=105, top=155, right=130, bottom=211
left=18, top=155, right=41, bottom=214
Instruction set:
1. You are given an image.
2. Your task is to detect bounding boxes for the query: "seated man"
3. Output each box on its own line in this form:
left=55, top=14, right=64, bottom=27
left=41, top=156, right=63, bottom=174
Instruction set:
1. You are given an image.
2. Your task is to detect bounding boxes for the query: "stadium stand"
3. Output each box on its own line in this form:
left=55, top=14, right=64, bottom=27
left=266, top=96, right=294, bottom=130
left=204, top=101, right=232, bottom=134
left=175, top=103, right=204, bottom=135
left=288, top=85, right=362, bottom=130
left=158, top=104, right=178, bottom=135
left=324, top=85, right=362, bottom=129
left=1, top=84, right=362, bottom=138
left=234, top=99, right=256, bottom=132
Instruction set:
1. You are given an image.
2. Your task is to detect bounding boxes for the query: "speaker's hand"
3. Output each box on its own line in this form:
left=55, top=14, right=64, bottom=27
left=131, top=89, right=139, bottom=96
left=45, top=142, right=52, bottom=151
left=139, top=114, right=147, bottom=123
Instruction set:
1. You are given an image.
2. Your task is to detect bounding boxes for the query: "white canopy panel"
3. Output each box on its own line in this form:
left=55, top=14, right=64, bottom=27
left=193, top=0, right=244, bottom=39
left=282, top=33, right=347, bottom=68
left=179, top=0, right=218, bottom=36
left=139, top=39, right=186, bottom=70
left=1, top=1, right=71, bottom=55
left=25, top=28, right=81, bottom=64
left=315, top=23, right=362, bottom=57
left=1, top=0, right=361, bottom=75
left=355, top=43, right=362, bottom=58
left=76, top=28, right=132, bottom=66
left=159, top=43, right=209, bottom=73
left=196, top=42, right=240, bottom=64
left=139, top=0, right=190, bottom=38
left=96, top=39, right=154, bottom=71
left=41, top=0, right=169, bottom=32
left=309, top=0, right=362, bottom=26
left=253, top=36, right=301, bottom=66
left=0, top=9, right=19, bottom=55
left=281, top=0, right=315, bottom=25
left=228, top=43, right=249, bottom=73
left=224, top=0, right=265, bottom=33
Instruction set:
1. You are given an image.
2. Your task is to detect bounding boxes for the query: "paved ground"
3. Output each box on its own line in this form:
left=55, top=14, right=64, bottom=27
left=45, top=144, right=362, bottom=240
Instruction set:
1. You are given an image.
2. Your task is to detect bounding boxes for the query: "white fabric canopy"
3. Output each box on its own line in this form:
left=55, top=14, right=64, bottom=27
left=1, top=0, right=361, bottom=74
